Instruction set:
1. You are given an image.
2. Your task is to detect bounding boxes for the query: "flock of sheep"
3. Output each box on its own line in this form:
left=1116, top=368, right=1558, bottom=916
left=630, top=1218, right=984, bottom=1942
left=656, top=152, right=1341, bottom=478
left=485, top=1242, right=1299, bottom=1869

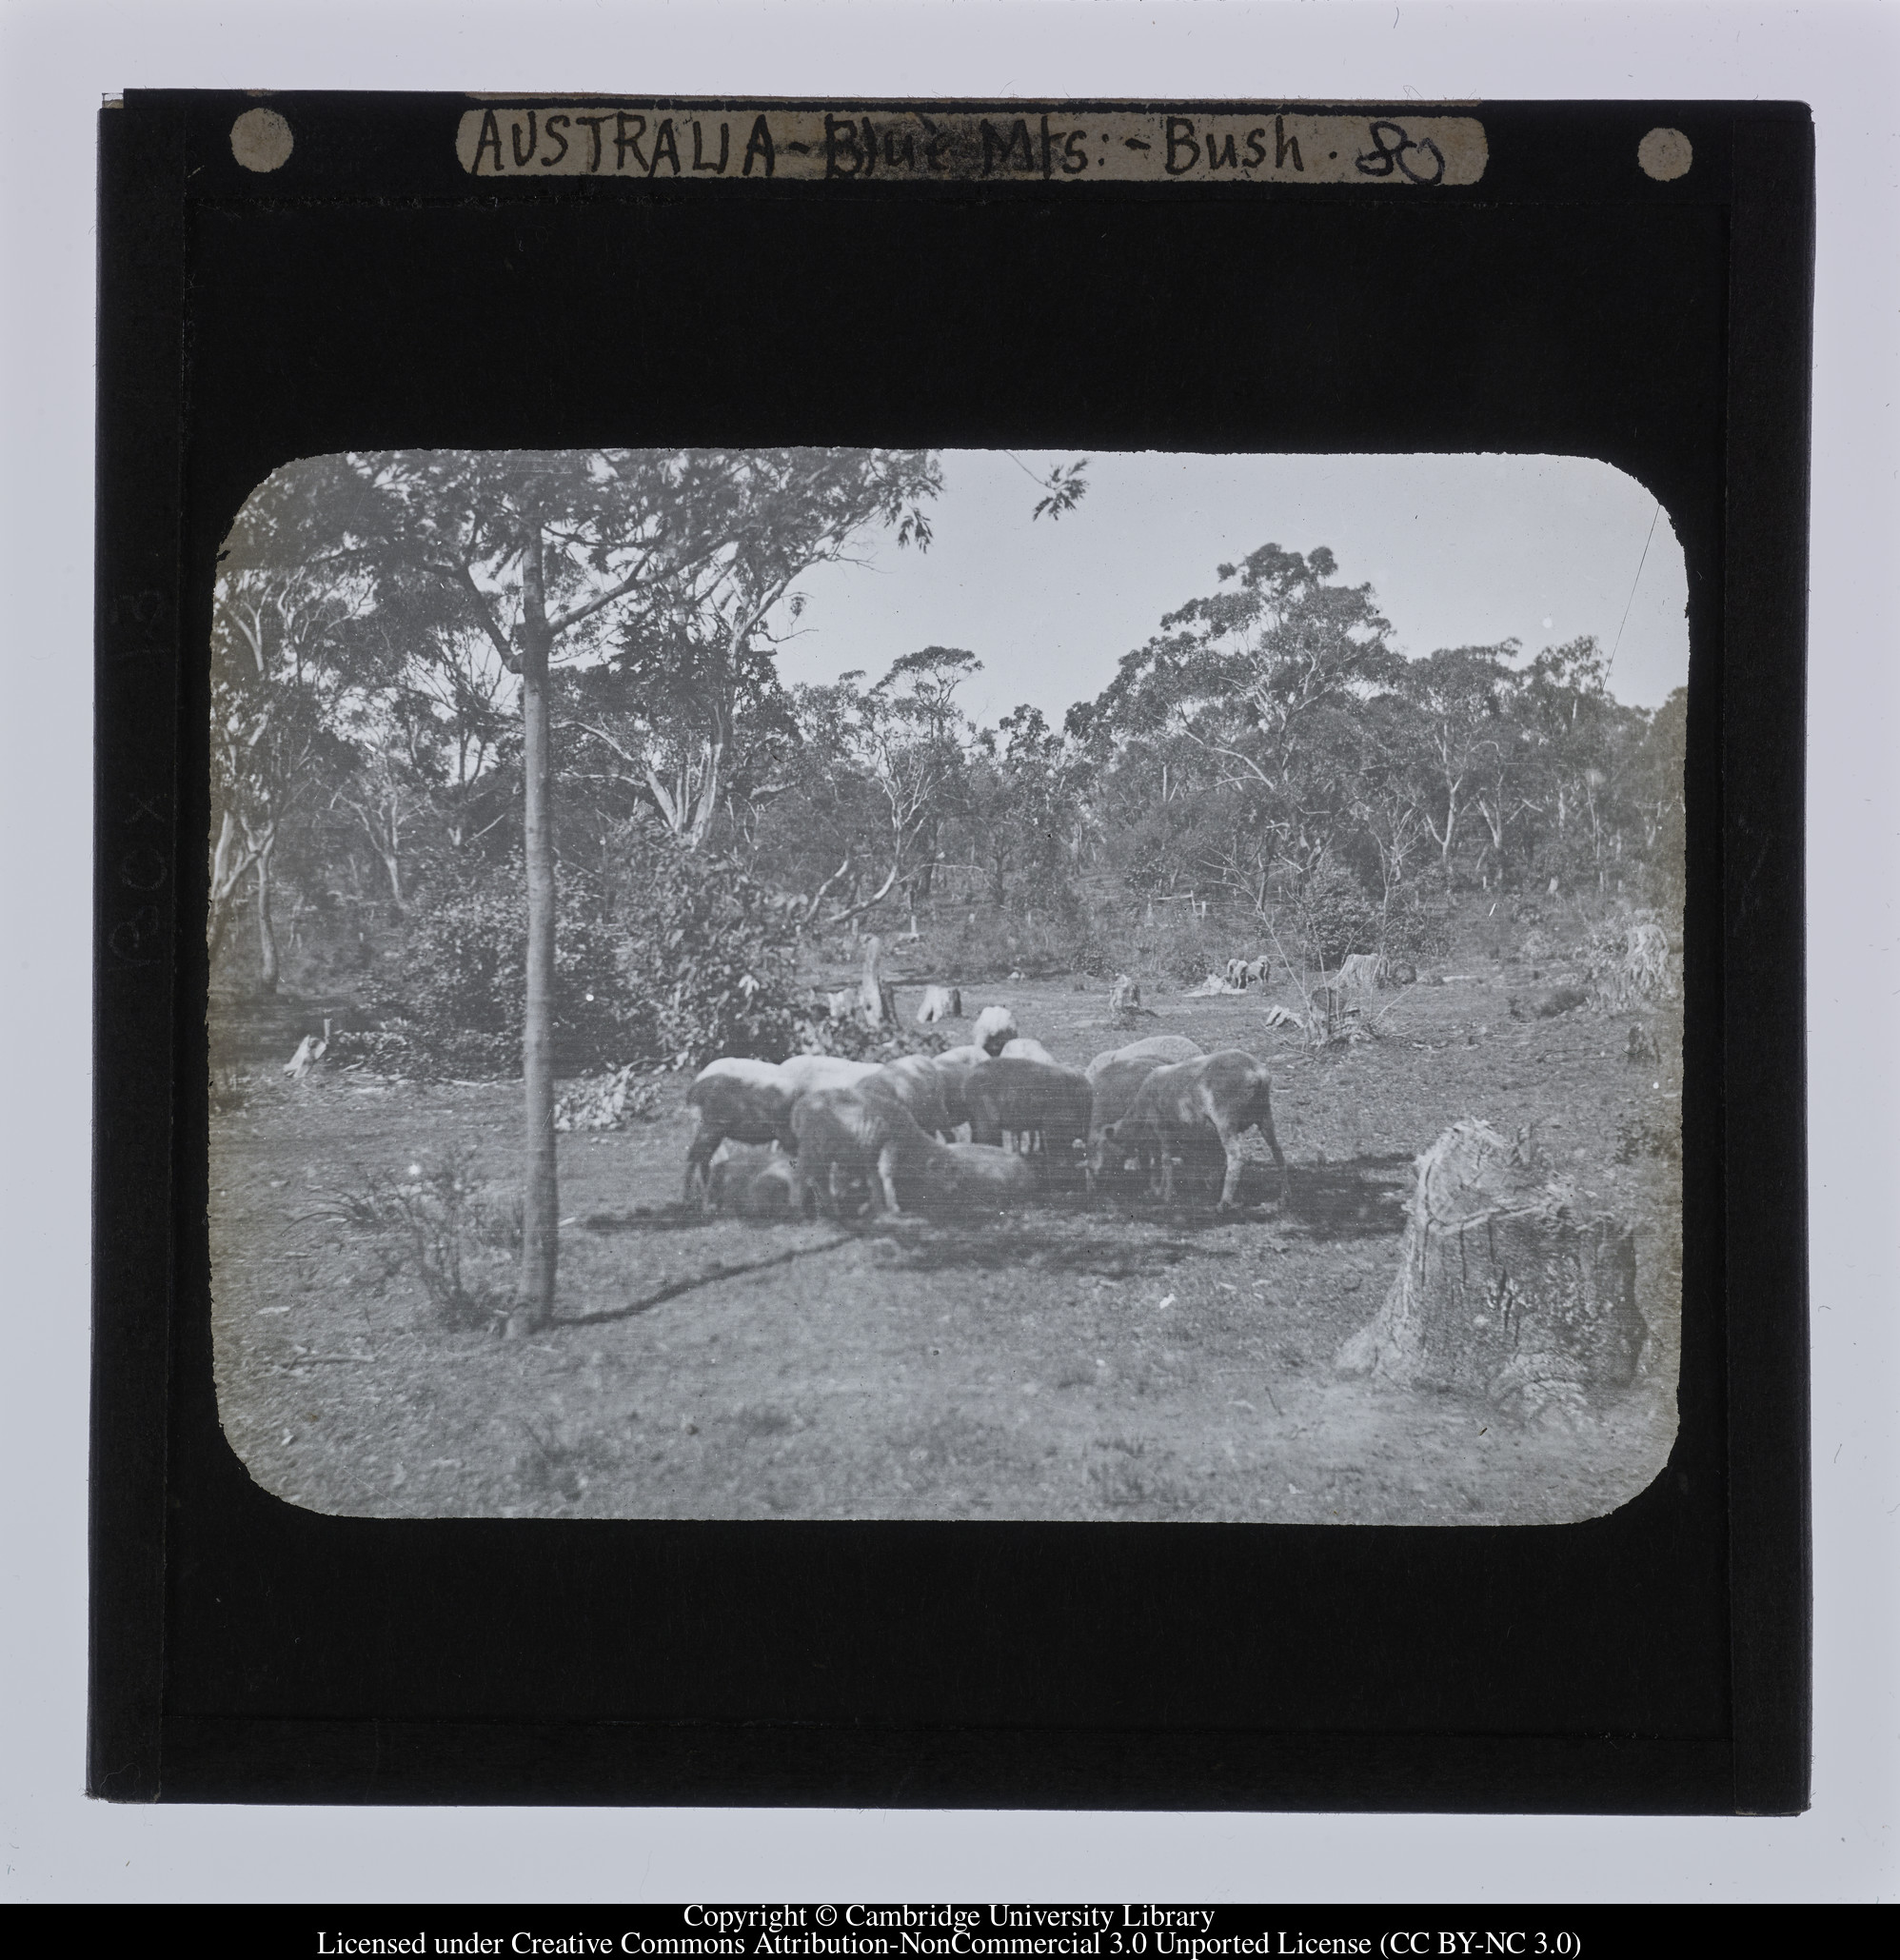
left=684, top=1003, right=1290, bottom=1224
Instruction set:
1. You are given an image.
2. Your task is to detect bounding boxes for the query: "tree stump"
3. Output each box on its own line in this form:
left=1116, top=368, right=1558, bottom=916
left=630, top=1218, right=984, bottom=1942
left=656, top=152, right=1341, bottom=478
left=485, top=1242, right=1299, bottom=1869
left=1336, top=1119, right=1646, bottom=1423
left=858, top=934, right=897, bottom=1025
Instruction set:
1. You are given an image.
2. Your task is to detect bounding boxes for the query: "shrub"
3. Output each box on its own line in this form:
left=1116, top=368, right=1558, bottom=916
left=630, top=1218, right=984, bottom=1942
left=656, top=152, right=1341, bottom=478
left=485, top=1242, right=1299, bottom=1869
left=1296, top=865, right=1381, bottom=970
left=364, top=869, right=646, bottom=1080
left=621, top=846, right=805, bottom=1068
left=327, top=1147, right=520, bottom=1328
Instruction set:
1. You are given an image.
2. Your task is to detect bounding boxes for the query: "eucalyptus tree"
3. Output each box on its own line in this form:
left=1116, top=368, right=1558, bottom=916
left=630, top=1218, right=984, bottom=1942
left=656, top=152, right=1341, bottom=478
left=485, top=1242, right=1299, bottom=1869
left=1514, top=635, right=1647, bottom=892
left=209, top=474, right=374, bottom=990
left=1396, top=641, right=1520, bottom=879
left=561, top=449, right=942, bottom=853
left=1071, top=544, right=1400, bottom=908
left=319, top=446, right=940, bottom=1330
left=961, top=703, right=1085, bottom=910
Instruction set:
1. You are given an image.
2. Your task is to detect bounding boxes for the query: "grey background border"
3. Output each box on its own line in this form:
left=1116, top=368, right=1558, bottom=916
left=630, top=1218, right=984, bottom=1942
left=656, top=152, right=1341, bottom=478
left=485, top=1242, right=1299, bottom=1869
left=5, top=0, right=1894, bottom=1907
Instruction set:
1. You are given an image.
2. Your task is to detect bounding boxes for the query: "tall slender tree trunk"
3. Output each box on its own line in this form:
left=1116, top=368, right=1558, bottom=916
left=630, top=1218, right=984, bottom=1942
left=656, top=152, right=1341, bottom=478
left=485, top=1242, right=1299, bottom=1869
left=510, top=542, right=559, bottom=1334
left=255, top=841, right=280, bottom=996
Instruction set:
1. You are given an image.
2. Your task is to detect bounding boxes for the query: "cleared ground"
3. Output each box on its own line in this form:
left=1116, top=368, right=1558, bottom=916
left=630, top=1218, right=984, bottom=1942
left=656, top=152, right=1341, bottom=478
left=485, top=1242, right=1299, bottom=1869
left=209, top=975, right=1681, bottom=1525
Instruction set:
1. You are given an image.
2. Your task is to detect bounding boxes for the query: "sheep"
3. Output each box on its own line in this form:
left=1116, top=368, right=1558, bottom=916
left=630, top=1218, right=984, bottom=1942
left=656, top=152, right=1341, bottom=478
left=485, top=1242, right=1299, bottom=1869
left=972, top=1003, right=1019, bottom=1057
left=1084, top=1035, right=1204, bottom=1080
left=683, top=1058, right=797, bottom=1205
left=923, top=1043, right=988, bottom=1134
left=792, top=1081, right=1039, bottom=1219
left=1095, top=1049, right=1290, bottom=1211
left=779, top=1054, right=881, bottom=1099
left=792, top=1082, right=913, bottom=1216
left=916, top=984, right=962, bottom=1024
left=1087, top=1055, right=1178, bottom=1186
left=925, top=1141, right=1039, bottom=1217
left=962, top=1057, right=1094, bottom=1185
left=999, top=1036, right=1057, bottom=1066
left=874, top=1053, right=957, bottom=1138
left=703, top=1141, right=803, bottom=1221
left=824, top=988, right=856, bottom=1020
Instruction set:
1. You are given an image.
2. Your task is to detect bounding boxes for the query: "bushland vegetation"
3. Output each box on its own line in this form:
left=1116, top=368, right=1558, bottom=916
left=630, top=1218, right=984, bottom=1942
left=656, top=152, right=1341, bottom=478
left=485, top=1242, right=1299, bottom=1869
left=210, top=450, right=1685, bottom=1320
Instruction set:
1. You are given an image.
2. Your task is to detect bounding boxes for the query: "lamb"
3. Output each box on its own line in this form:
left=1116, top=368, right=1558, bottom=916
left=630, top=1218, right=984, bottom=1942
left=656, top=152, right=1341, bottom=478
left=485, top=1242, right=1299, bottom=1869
left=703, top=1141, right=803, bottom=1220
left=1084, top=1034, right=1204, bottom=1080
left=683, top=1058, right=797, bottom=1205
left=972, top=1003, right=1019, bottom=1057
left=1095, top=1049, right=1291, bottom=1211
left=999, top=1036, right=1057, bottom=1066
left=962, top=1057, right=1094, bottom=1184
left=916, top=983, right=963, bottom=1024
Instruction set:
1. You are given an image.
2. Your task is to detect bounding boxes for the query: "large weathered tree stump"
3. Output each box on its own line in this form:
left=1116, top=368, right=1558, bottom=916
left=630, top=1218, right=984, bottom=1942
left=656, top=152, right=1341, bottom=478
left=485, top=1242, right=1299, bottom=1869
left=1336, top=1119, right=1646, bottom=1422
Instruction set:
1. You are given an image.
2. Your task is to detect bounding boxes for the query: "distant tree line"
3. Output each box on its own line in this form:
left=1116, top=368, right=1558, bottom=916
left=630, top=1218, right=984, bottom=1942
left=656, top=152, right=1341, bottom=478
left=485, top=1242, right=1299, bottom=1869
left=214, top=474, right=1683, bottom=1000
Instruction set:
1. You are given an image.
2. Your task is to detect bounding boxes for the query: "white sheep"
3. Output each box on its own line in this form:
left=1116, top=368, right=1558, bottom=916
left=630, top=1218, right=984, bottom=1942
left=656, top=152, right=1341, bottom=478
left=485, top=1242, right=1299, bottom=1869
left=923, top=1043, right=988, bottom=1134
left=972, top=1003, right=1019, bottom=1056
left=791, top=1079, right=920, bottom=1215
left=999, top=1036, right=1057, bottom=1066
left=874, top=1053, right=956, bottom=1138
left=1084, top=1035, right=1204, bottom=1080
left=792, top=1079, right=1039, bottom=1218
left=779, top=1054, right=881, bottom=1099
left=683, top=1059, right=796, bottom=1206
left=962, top=1057, right=1094, bottom=1185
left=1095, top=1049, right=1290, bottom=1211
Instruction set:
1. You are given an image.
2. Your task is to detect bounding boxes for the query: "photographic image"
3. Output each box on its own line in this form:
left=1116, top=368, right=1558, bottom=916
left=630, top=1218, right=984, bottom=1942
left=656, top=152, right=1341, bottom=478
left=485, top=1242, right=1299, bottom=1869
left=206, top=446, right=1687, bottom=1526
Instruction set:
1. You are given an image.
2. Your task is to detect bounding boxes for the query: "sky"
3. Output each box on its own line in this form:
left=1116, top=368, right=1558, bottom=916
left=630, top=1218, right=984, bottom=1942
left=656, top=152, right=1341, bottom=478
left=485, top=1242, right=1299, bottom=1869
left=771, top=450, right=1691, bottom=732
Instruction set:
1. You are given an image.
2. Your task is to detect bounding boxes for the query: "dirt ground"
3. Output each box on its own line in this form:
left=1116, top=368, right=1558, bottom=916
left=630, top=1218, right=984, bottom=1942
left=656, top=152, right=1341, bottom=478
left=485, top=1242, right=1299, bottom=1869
left=208, top=975, right=1681, bottom=1526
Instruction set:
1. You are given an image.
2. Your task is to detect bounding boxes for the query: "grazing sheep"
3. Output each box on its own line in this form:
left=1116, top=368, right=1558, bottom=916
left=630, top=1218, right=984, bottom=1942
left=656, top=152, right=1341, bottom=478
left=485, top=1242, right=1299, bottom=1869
left=792, top=1083, right=912, bottom=1215
left=916, top=984, right=962, bottom=1024
left=963, top=1057, right=1094, bottom=1184
left=972, top=1003, right=1019, bottom=1057
left=923, top=1043, right=988, bottom=1133
left=1096, top=1049, right=1290, bottom=1211
left=683, top=1058, right=797, bottom=1205
left=874, top=1053, right=957, bottom=1138
left=779, top=1054, right=881, bottom=1099
left=1224, top=958, right=1250, bottom=989
left=1087, top=1056, right=1177, bottom=1184
left=793, top=1081, right=1039, bottom=1219
left=1084, top=1035, right=1205, bottom=1080
left=999, top=1036, right=1057, bottom=1066
left=704, top=1141, right=803, bottom=1220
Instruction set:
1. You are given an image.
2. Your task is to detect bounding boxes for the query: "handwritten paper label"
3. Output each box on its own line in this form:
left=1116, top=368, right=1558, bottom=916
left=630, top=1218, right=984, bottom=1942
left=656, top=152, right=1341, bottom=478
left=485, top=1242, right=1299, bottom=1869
left=455, top=106, right=1488, bottom=187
